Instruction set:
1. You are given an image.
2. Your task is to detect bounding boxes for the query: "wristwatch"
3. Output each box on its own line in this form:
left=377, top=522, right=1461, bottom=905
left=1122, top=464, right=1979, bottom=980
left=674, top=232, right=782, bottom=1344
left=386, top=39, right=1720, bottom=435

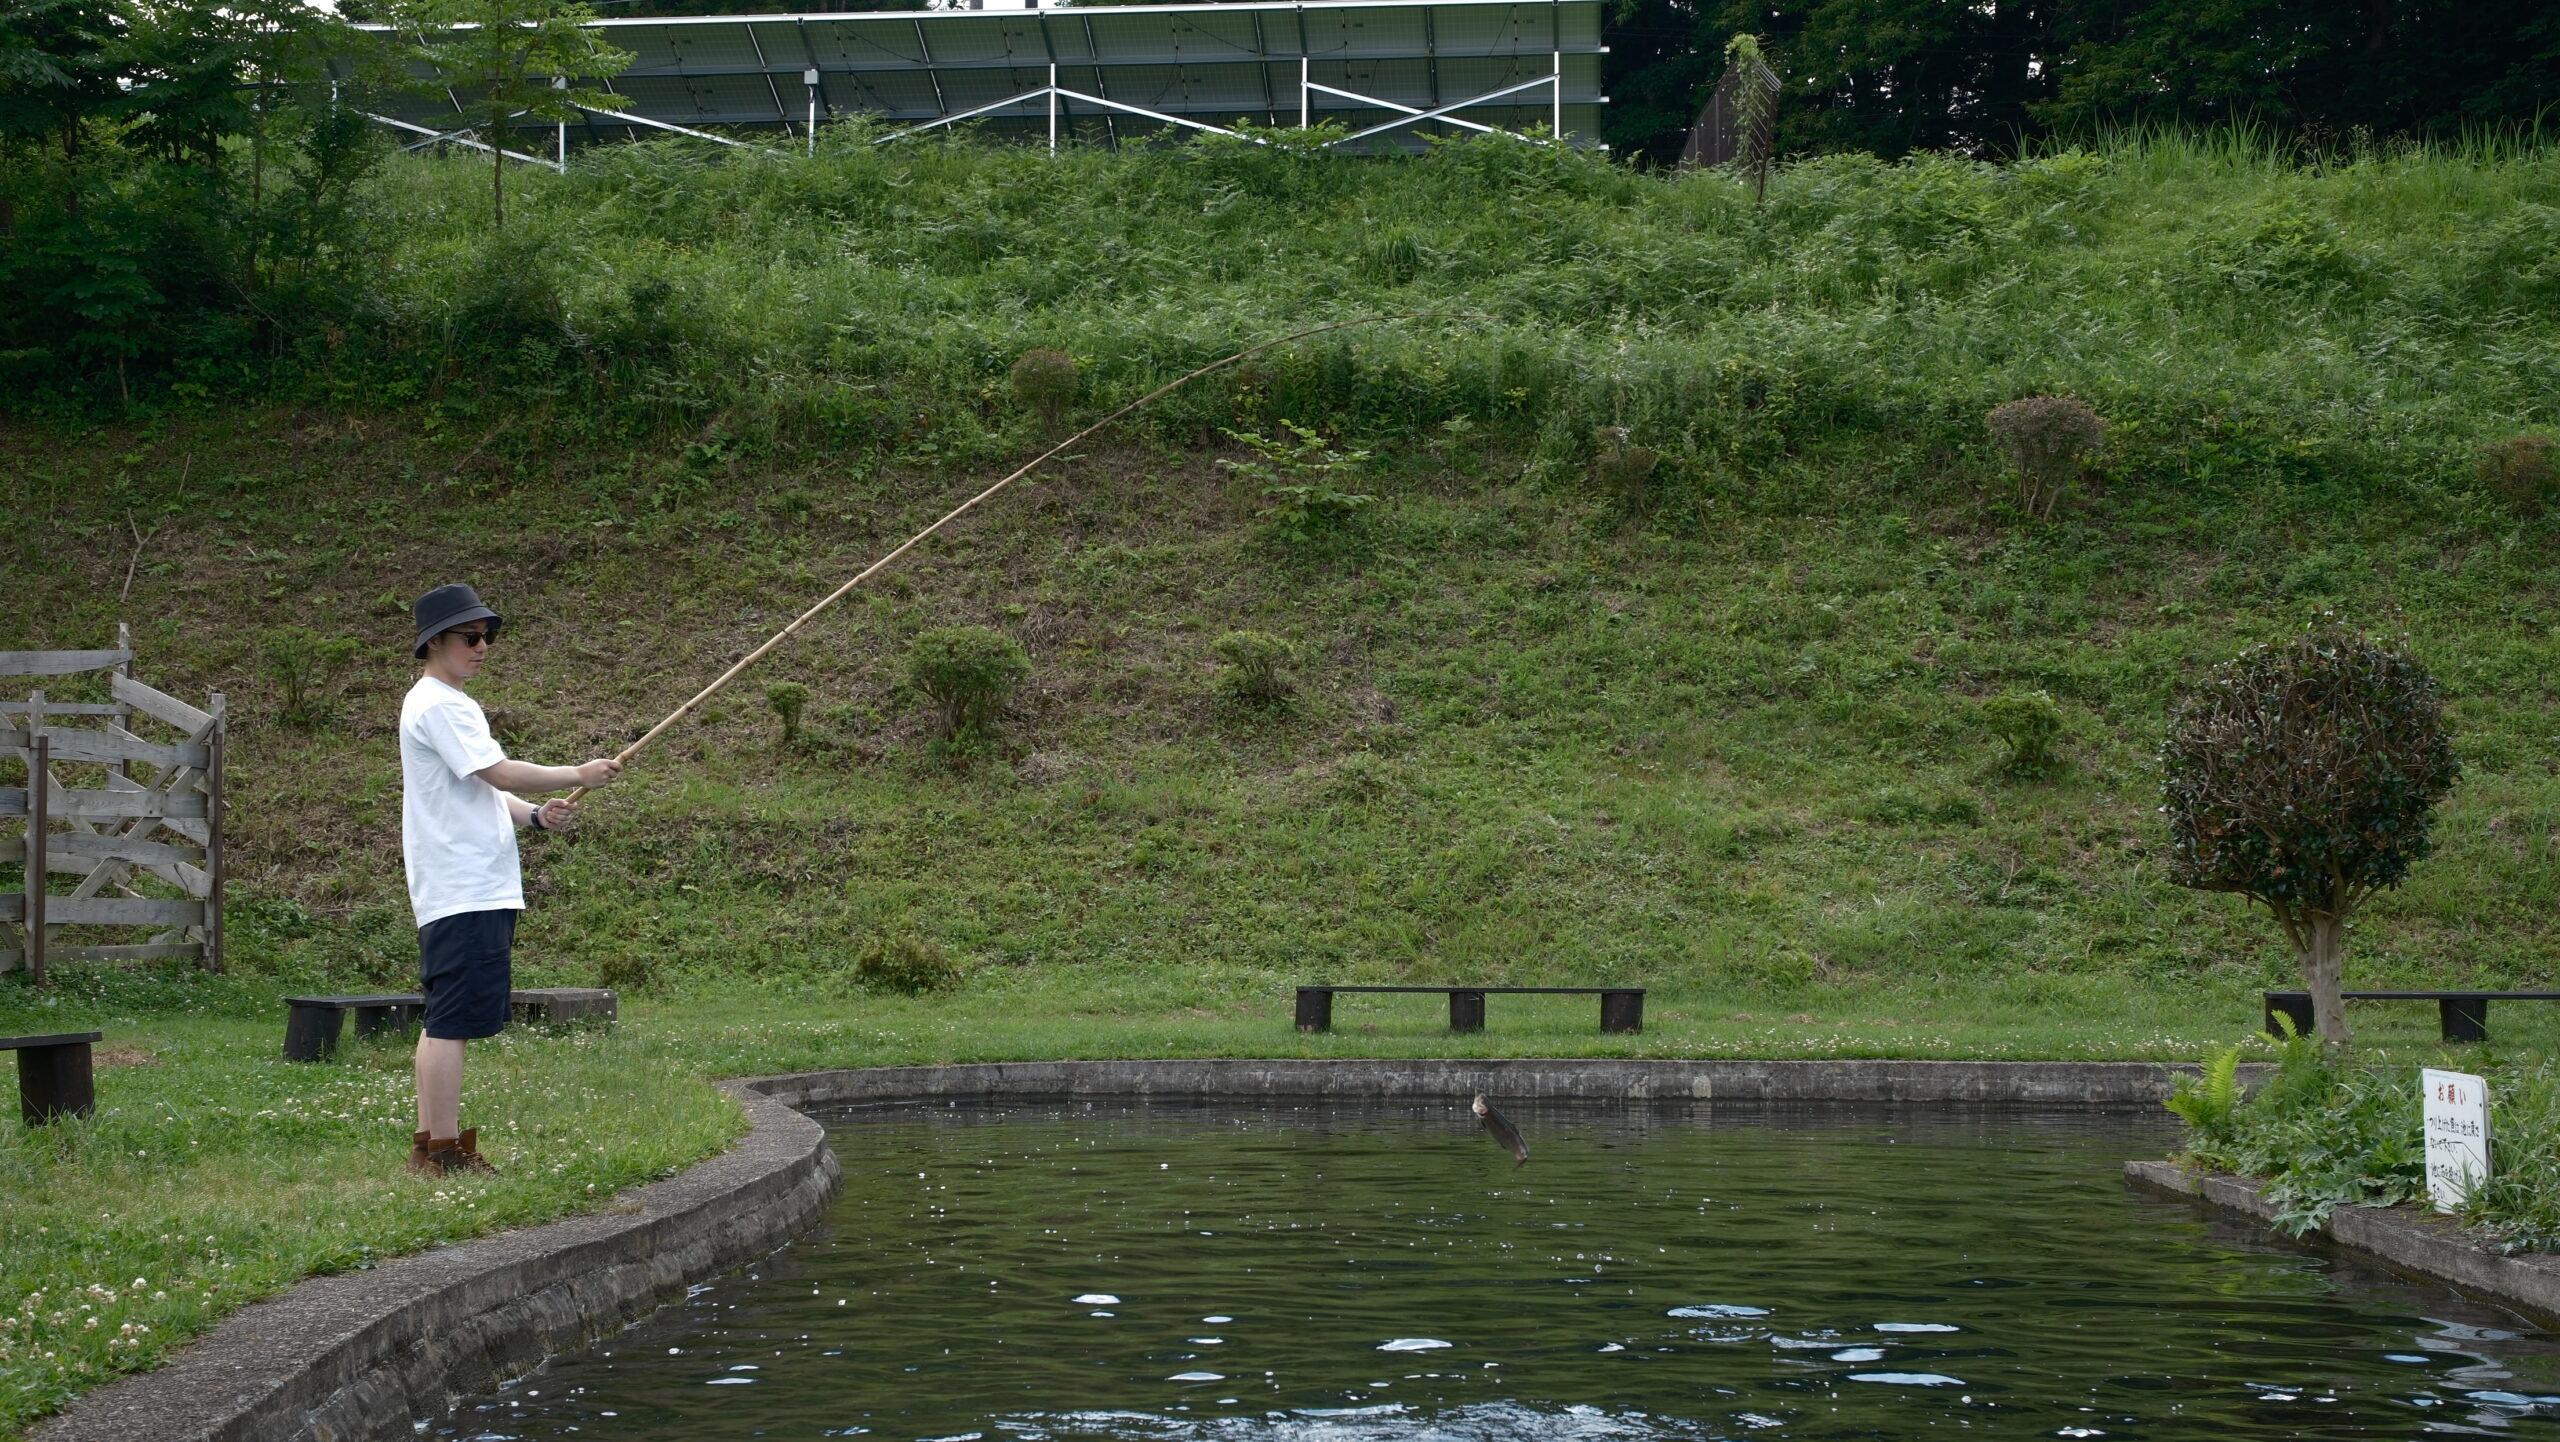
left=529, top=808, right=549, bottom=833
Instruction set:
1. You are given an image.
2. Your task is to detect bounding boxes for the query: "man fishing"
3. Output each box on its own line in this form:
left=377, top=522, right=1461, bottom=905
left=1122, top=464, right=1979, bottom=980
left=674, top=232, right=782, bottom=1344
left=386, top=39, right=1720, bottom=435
left=401, top=583, right=622, bottom=1177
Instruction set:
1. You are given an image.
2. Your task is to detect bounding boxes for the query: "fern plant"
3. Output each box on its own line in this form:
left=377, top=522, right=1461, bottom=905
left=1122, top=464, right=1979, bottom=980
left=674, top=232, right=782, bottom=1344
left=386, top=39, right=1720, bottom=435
left=2165, top=1044, right=2244, bottom=1144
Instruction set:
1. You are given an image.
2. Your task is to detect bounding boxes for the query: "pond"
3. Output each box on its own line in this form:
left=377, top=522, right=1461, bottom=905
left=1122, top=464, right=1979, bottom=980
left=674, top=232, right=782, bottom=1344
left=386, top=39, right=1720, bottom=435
left=448, top=1098, right=2560, bottom=1439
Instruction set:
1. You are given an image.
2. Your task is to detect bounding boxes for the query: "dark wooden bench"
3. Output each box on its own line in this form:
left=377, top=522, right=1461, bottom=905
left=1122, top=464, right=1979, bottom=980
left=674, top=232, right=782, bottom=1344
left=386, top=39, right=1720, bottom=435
left=1296, top=985, right=1643, bottom=1035
left=283, top=995, right=428, bottom=1061
left=513, top=987, right=618, bottom=1027
left=283, top=988, right=620, bottom=1061
left=3, top=1032, right=102, bottom=1125
left=2265, top=989, right=2560, bottom=1044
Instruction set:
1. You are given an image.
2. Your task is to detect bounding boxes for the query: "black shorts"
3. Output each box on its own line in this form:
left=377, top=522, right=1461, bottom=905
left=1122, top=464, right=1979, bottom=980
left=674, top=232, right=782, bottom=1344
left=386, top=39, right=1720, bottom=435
left=419, top=908, right=518, bottom=1040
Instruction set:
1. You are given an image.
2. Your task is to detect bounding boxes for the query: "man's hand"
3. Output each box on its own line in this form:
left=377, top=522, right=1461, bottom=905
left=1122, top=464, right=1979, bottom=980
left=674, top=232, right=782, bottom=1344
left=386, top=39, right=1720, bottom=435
left=537, top=799, right=579, bottom=832
left=575, top=758, right=624, bottom=788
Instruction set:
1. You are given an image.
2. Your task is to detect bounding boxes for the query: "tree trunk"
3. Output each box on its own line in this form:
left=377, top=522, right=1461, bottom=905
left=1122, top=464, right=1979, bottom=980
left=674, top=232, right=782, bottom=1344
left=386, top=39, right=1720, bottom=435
left=2301, top=913, right=2350, bottom=1044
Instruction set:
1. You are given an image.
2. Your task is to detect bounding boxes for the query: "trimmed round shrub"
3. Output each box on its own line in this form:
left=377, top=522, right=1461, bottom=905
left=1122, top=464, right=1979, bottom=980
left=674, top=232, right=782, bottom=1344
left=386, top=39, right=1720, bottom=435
left=2478, top=434, right=2557, bottom=513
left=1983, top=689, right=2064, bottom=773
left=1986, top=396, right=2106, bottom=518
left=906, top=625, right=1031, bottom=740
left=1010, top=348, right=1079, bottom=436
left=854, top=932, right=960, bottom=994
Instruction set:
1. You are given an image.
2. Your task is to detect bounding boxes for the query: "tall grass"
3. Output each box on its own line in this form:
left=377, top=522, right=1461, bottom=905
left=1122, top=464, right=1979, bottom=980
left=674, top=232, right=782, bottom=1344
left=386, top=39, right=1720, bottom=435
left=304, top=124, right=2559, bottom=490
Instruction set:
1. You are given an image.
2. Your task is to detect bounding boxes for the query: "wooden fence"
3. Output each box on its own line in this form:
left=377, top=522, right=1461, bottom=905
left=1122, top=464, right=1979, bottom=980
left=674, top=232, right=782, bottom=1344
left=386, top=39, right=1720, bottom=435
left=1, top=628, right=228, bottom=981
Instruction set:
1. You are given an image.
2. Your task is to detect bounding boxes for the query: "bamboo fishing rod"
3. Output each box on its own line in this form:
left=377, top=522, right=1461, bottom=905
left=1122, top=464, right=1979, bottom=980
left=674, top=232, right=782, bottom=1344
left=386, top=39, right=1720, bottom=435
left=565, top=311, right=1487, bottom=803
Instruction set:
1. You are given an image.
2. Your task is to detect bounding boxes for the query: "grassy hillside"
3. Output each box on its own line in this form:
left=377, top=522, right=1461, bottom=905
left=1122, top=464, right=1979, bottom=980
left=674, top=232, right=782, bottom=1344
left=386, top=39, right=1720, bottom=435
left=7, top=131, right=2560, bottom=1010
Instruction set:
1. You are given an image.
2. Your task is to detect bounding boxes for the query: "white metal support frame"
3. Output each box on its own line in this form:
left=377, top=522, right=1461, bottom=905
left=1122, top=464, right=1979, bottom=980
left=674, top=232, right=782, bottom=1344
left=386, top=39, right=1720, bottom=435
left=877, top=60, right=1567, bottom=151
left=1324, top=69, right=1561, bottom=146
left=876, top=85, right=1268, bottom=146
left=367, top=112, right=564, bottom=171
left=570, top=102, right=792, bottom=157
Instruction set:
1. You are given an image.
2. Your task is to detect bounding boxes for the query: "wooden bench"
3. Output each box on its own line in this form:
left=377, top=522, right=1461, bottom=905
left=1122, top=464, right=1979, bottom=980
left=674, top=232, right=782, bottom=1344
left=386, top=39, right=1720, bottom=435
left=1296, top=985, right=1643, bottom=1034
left=283, top=988, right=620, bottom=1061
left=2264, top=989, right=2560, bottom=1044
left=282, top=995, right=428, bottom=1061
left=513, top=987, right=618, bottom=1027
left=3, top=1031, right=102, bottom=1125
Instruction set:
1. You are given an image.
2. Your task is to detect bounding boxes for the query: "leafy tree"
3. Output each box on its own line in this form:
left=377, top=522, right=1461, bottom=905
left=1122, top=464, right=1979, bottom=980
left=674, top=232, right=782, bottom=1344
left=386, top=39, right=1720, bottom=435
left=2159, top=626, right=2460, bottom=1046
left=0, top=0, right=124, bottom=176
left=404, top=0, right=630, bottom=230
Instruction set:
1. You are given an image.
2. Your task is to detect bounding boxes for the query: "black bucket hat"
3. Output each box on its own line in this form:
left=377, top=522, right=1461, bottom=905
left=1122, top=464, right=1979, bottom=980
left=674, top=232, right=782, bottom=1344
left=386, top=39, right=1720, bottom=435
left=413, top=583, right=503, bottom=659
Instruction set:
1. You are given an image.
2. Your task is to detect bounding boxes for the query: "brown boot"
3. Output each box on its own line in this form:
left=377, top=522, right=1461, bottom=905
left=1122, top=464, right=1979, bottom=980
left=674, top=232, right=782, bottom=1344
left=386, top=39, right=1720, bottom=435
left=449, top=1127, right=499, bottom=1175
left=407, top=1130, right=438, bottom=1175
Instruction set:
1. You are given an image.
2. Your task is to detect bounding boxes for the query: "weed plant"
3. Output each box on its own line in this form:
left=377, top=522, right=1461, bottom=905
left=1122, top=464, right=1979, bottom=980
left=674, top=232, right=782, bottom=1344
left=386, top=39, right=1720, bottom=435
left=764, top=681, right=809, bottom=747
left=259, top=628, right=358, bottom=730
left=1211, top=630, right=1297, bottom=708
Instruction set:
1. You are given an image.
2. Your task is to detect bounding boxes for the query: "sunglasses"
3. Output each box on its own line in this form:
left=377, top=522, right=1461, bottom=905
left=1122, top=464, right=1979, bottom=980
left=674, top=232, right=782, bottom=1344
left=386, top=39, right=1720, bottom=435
left=443, top=628, right=497, bottom=647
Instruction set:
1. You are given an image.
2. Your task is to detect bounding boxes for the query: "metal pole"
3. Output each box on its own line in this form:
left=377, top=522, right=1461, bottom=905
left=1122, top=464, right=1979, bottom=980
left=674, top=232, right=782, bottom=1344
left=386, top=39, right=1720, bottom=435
left=1300, top=55, right=1309, bottom=128
left=807, top=67, right=820, bottom=156
left=555, top=76, right=568, bottom=170
left=1552, top=51, right=1561, bottom=138
left=1048, top=63, right=1058, bottom=151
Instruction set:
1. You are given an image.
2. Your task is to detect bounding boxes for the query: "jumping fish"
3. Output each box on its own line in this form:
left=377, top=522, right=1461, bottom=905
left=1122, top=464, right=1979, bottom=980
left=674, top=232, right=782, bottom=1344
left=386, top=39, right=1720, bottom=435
left=1473, top=1094, right=1529, bottom=1168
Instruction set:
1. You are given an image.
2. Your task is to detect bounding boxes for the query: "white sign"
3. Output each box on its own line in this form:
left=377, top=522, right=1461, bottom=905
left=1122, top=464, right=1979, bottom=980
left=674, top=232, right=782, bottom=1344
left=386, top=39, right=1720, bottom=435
left=2422, top=1068, right=2491, bottom=1212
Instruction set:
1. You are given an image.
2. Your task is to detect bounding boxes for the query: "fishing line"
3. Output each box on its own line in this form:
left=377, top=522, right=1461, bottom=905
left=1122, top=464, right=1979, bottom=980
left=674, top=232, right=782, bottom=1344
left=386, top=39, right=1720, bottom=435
left=566, top=310, right=1491, bottom=802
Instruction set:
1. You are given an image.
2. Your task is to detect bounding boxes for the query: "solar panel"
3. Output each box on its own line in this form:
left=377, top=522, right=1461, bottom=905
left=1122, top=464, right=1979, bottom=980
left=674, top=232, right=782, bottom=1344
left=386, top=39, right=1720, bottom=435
left=362, top=0, right=1607, bottom=157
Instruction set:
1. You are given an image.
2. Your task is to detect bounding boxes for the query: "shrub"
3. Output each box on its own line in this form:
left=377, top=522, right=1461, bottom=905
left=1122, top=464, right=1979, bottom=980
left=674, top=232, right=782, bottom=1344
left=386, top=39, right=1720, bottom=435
left=1986, top=396, right=2105, bottom=518
left=1222, top=423, right=1377, bottom=549
left=1982, top=689, right=2064, bottom=773
left=1212, top=630, right=1297, bottom=707
left=764, top=681, right=809, bottom=746
left=596, top=949, right=660, bottom=996
left=261, top=627, right=360, bottom=729
left=906, top=625, right=1031, bottom=740
left=1590, top=426, right=1661, bottom=508
left=854, top=932, right=960, bottom=994
left=1010, top=348, right=1079, bottom=437
left=2158, top=624, right=2459, bottom=1044
left=2477, top=434, right=2557, bottom=513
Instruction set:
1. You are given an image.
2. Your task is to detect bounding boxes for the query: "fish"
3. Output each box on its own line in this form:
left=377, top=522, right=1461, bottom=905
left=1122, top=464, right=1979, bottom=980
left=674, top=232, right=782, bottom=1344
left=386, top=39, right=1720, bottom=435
left=1473, top=1094, right=1528, bottom=1168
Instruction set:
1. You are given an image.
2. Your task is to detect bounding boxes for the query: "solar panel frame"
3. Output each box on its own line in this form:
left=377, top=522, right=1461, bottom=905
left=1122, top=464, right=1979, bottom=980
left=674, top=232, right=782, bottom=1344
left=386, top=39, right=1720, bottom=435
left=364, top=0, right=1605, bottom=154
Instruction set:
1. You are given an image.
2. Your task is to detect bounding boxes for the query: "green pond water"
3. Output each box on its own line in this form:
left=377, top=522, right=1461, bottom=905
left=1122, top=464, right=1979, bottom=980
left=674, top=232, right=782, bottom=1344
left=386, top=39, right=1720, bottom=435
left=448, top=1099, right=2560, bottom=1439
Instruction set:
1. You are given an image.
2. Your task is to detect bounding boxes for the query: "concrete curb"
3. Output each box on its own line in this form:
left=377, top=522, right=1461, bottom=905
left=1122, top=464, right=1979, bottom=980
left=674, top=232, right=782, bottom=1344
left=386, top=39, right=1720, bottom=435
left=25, top=1057, right=2229, bottom=1442
left=2125, top=1159, right=2560, bottom=1326
left=30, top=1083, right=841, bottom=1442
left=744, top=1057, right=2228, bottom=1107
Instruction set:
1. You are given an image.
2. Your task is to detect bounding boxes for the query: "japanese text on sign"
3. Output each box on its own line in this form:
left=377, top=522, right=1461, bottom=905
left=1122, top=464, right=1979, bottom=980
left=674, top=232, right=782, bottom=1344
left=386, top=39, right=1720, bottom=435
left=2421, top=1068, right=2491, bottom=1213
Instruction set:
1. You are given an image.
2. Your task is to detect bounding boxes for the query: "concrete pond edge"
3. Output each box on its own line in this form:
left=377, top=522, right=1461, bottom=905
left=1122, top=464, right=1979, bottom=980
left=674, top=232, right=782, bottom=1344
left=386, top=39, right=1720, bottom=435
left=2124, top=1160, right=2560, bottom=1327
left=36, top=1057, right=2229, bottom=1442
left=31, top=1082, right=842, bottom=1442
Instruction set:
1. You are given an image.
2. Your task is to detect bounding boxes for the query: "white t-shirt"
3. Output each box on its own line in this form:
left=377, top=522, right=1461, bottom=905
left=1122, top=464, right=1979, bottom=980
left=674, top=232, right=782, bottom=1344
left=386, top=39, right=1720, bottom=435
left=399, top=677, right=524, bottom=927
